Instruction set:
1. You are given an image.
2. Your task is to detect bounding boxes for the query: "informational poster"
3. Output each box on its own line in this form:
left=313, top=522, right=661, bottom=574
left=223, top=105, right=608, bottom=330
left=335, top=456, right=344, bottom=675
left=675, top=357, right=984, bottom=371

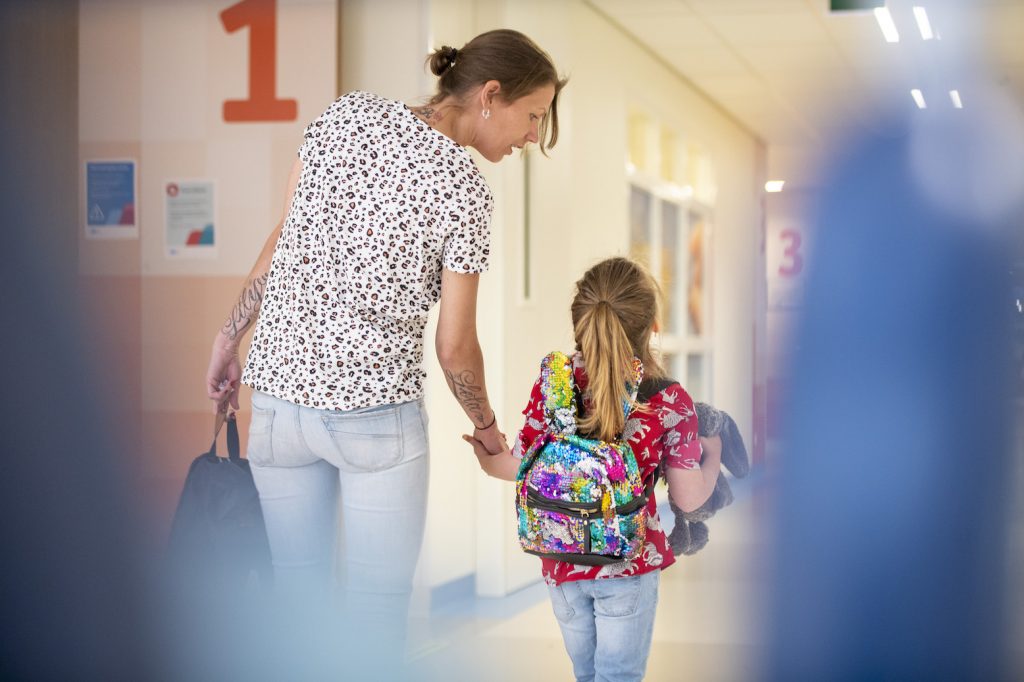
left=84, top=159, right=138, bottom=239
left=165, top=180, right=216, bottom=258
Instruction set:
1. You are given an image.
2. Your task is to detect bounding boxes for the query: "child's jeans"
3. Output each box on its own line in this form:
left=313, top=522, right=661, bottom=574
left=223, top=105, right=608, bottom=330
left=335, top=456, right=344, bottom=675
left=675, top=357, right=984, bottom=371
left=547, top=570, right=660, bottom=682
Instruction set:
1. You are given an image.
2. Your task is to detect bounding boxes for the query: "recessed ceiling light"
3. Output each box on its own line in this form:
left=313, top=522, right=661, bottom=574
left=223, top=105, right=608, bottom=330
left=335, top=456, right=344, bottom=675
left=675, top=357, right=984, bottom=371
left=911, top=89, right=927, bottom=109
left=949, top=90, right=963, bottom=108
left=874, top=7, right=900, bottom=42
left=765, top=180, right=785, bottom=193
left=913, top=6, right=934, bottom=40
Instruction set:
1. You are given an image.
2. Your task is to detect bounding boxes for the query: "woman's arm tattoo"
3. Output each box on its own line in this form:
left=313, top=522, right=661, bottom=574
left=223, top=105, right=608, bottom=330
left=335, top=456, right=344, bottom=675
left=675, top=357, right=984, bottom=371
left=221, top=273, right=268, bottom=341
left=443, top=368, right=488, bottom=427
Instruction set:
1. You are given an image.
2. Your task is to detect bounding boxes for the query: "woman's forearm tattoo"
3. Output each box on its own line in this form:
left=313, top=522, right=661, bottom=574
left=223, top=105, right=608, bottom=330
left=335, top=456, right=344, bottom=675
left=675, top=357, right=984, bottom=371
left=443, top=368, right=488, bottom=427
left=221, top=273, right=268, bottom=340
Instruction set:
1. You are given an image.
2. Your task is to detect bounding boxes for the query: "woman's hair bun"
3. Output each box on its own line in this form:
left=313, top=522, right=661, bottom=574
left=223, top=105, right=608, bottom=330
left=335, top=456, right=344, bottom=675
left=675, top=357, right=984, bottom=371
left=428, top=45, right=459, bottom=77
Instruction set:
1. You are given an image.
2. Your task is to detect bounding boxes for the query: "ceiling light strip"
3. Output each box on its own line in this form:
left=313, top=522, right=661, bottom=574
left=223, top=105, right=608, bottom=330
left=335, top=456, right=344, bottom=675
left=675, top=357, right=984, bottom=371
left=913, top=6, right=934, bottom=40
left=874, top=7, right=900, bottom=43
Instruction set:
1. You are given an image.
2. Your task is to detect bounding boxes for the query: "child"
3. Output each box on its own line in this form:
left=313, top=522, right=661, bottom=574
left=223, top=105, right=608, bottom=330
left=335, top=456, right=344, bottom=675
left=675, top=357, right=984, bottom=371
left=465, top=256, right=722, bottom=682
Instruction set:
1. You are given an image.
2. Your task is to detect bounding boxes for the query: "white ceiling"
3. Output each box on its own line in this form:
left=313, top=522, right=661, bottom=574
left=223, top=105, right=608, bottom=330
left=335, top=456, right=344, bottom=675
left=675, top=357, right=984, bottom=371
left=586, top=0, right=1024, bottom=188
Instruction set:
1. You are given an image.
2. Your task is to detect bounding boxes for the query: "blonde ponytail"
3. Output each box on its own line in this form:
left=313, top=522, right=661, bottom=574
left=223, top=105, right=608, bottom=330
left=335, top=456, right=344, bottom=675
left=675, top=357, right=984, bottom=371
left=575, top=301, right=635, bottom=441
left=571, top=257, right=663, bottom=442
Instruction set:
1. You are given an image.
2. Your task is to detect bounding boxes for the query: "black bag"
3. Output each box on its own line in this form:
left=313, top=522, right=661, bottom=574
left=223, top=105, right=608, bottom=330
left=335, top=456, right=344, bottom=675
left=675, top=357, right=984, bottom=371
left=167, top=413, right=272, bottom=590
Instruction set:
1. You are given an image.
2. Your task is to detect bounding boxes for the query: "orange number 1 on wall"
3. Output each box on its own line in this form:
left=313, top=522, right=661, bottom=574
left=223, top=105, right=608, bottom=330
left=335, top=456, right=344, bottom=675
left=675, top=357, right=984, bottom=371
left=220, top=0, right=297, bottom=122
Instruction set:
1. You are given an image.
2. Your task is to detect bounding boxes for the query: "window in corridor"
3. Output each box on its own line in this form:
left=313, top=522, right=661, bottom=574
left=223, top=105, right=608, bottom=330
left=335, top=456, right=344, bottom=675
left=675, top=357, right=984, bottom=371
left=627, top=109, right=715, bottom=402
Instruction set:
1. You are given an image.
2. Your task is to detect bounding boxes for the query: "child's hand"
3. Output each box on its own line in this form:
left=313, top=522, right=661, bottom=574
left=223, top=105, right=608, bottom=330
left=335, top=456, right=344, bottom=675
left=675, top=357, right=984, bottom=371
left=462, top=434, right=518, bottom=481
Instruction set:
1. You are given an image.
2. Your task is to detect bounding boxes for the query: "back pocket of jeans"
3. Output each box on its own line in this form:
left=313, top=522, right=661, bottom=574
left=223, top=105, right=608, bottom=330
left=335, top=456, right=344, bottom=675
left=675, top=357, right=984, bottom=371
left=593, top=574, right=645, bottom=618
left=247, top=403, right=275, bottom=466
left=548, top=584, right=577, bottom=622
left=322, top=407, right=403, bottom=472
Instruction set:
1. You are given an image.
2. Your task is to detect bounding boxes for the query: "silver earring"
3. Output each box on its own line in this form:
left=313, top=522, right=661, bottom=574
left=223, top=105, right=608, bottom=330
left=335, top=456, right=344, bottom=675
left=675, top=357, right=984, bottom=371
left=482, top=109, right=491, bottom=120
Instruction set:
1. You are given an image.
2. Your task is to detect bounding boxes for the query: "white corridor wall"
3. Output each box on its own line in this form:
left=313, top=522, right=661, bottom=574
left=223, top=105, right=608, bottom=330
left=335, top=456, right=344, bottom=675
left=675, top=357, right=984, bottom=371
left=342, top=0, right=763, bottom=600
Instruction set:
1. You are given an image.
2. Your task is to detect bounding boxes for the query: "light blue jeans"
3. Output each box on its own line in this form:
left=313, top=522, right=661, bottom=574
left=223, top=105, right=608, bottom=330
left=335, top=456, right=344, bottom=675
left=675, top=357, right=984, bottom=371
left=547, top=570, right=660, bottom=682
left=247, top=390, right=429, bottom=664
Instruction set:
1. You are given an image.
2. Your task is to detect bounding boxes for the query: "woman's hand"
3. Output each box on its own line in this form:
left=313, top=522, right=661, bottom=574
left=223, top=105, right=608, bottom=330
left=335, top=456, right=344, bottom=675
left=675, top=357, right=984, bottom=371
left=204, top=158, right=300, bottom=415
left=206, top=337, right=241, bottom=414
left=473, top=420, right=508, bottom=455
left=462, top=433, right=519, bottom=481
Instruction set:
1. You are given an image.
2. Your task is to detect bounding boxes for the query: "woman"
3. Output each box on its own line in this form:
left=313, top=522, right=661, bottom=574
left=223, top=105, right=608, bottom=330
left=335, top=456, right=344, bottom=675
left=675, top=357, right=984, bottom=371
left=204, top=29, right=565, bottom=657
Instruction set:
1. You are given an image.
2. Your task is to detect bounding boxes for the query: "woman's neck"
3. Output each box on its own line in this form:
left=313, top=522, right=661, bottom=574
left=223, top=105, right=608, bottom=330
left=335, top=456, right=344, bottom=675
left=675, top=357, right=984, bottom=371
left=409, top=98, right=474, bottom=148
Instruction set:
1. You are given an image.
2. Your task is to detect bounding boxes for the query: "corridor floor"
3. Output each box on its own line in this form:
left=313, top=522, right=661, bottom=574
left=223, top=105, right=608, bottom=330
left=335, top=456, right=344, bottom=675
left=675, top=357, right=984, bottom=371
left=407, top=484, right=766, bottom=682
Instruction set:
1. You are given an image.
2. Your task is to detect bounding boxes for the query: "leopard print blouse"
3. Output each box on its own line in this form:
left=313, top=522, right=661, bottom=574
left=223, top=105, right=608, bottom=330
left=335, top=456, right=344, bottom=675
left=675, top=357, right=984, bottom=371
left=242, top=91, right=493, bottom=410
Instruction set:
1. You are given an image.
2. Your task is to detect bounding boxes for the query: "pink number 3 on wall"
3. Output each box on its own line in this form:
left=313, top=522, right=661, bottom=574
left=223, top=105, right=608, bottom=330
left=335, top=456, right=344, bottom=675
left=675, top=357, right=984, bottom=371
left=221, top=0, right=297, bottom=122
left=779, top=229, right=804, bottom=277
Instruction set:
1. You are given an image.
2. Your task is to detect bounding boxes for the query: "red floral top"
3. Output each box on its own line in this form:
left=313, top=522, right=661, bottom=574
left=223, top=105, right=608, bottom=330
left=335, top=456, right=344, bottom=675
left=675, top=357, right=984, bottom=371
left=511, top=352, right=702, bottom=585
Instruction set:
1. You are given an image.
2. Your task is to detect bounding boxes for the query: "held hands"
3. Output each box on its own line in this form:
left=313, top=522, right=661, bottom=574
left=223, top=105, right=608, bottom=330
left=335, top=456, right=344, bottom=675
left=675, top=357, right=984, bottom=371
left=463, top=416, right=519, bottom=482
left=473, top=415, right=508, bottom=456
left=206, top=337, right=242, bottom=414
left=462, top=431, right=519, bottom=481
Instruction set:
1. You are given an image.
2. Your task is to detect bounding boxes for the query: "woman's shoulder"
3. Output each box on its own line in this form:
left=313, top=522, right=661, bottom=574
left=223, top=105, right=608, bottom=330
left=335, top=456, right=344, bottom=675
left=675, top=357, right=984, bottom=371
left=332, top=90, right=400, bottom=117
left=304, top=91, right=360, bottom=131
left=310, top=91, right=401, bottom=124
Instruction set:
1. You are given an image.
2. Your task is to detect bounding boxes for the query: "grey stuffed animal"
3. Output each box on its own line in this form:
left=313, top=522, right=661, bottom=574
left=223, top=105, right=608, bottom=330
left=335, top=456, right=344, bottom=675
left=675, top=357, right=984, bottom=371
left=665, top=402, right=749, bottom=556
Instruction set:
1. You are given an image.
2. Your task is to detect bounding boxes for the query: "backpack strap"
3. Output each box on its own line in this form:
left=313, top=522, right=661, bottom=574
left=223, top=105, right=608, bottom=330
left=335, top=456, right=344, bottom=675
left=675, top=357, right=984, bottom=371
left=540, top=352, right=574, bottom=410
left=539, top=351, right=577, bottom=434
left=539, top=351, right=646, bottom=435
left=623, top=357, right=644, bottom=420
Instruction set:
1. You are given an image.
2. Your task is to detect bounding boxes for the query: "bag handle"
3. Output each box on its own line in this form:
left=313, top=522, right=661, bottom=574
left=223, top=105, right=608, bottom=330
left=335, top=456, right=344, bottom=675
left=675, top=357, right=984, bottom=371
left=210, top=411, right=241, bottom=460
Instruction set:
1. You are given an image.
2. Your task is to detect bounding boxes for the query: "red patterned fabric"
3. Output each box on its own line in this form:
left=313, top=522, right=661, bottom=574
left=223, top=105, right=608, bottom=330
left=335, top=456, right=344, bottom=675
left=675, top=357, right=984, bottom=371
left=511, top=353, right=702, bottom=585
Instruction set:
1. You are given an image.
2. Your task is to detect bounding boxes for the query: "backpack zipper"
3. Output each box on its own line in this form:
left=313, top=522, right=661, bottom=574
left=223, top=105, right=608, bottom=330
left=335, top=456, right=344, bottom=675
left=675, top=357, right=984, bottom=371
left=525, top=488, right=602, bottom=517
left=525, top=487, right=649, bottom=517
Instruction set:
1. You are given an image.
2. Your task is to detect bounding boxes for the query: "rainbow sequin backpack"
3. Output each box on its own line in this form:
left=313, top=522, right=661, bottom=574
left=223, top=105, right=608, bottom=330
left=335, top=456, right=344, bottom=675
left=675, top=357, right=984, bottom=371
left=515, top=351, right=654, bottom=566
